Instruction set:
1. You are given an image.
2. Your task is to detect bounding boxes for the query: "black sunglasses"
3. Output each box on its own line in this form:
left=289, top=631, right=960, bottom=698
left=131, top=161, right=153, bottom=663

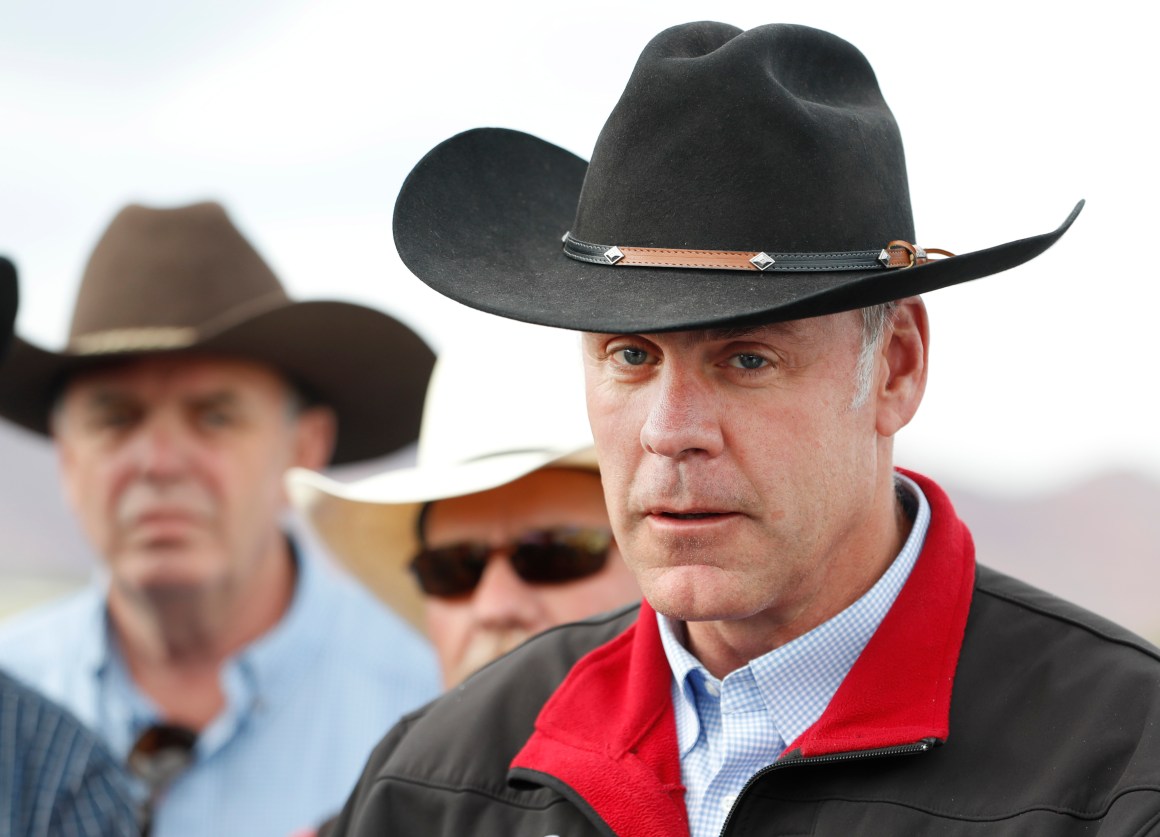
left=128, top=723, right=198, bottom=836
left=409, top=527, right=614, bottom=598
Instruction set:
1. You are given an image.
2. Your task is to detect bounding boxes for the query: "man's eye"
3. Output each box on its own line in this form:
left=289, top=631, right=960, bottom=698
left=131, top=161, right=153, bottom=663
left=615, top=347, right=650, bottom=366
left=88, top=410, right=136, bottom=430
left=728, top=353, right=767, bottom=370
left=200, top=409, right=234, bottom=428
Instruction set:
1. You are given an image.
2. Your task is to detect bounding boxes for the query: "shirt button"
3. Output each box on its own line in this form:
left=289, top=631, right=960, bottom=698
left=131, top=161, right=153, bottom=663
left=703, top=680, right=721, bottom=697
left=720, top=793, right=738, bottom=812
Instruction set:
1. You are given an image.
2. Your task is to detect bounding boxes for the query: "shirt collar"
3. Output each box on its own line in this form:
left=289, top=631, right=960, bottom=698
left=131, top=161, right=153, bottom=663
left=657, top=617, right=704, bottom=757
left=658, top=473, right=931, bottom=757
left=233, top=538, right=335, bottom=697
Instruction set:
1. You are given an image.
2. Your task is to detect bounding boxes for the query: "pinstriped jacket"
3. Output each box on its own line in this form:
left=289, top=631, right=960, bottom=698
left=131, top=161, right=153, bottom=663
left=1, top=669, right=138, bottom=836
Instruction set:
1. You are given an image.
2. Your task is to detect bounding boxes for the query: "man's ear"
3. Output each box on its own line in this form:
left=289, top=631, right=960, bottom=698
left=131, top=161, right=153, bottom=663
left=875, top=296, right=929, bottom=438
left=292, top=405, right=337, bottom=471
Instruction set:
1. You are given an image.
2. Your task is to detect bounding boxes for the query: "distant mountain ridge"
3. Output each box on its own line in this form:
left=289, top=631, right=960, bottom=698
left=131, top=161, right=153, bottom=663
left=2, top=423, right=1157, bottom=641
left=945, top=470, right=1160, bottom=641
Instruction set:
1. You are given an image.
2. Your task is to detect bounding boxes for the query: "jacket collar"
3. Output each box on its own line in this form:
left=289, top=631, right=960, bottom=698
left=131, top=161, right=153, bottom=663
left=511, top=470, right=975, bottom=835
left=510, top=601, right=688, bottom=837
left=785, top=469, right=975, bottom=756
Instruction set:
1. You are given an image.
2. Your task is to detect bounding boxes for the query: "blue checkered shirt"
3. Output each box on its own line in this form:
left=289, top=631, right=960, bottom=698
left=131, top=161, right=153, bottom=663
left=658, top=475, right=931, bottom=837
left=1, top=669, right=138, bottom=836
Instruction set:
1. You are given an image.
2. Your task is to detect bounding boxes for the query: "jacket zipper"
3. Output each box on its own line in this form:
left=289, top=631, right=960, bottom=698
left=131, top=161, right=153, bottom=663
left=717, top=737, right=940, bottom=836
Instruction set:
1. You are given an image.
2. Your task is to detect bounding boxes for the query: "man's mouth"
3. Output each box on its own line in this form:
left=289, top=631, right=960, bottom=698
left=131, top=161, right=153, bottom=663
left=137, top=508, right=195, bottom=520
left=132, top=509, right=201, bottom=528
left=125, top=509, right=207, bottom=546
left=660, top=511, right=724, bottom=520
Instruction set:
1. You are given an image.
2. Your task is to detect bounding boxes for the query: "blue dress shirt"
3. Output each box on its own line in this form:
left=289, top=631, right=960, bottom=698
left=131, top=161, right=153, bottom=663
left=658, top=475, right=931, bottom=837
left=0, top=542, right=440, bottom=837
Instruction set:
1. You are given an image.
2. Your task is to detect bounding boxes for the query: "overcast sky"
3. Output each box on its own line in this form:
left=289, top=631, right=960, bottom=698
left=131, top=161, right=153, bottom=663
left=1, top=1, right=1154, bottom=495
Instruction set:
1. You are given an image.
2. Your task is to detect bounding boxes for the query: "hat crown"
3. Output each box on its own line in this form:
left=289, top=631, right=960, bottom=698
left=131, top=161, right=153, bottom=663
left=68, top=202, right=289, bottom=345
left=392, top=21, right=1081, bottom=334
left=572, top=22, right=915, bottom=252
left=417, top=321, right=592, bottom=468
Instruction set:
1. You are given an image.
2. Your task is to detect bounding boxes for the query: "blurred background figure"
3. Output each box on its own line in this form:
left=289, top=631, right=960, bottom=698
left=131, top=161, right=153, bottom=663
left=290, top=320, right=641, bottom=689
left=0, top=204, right=440, bottom=836
left=0, top=255, right=138, bottom=836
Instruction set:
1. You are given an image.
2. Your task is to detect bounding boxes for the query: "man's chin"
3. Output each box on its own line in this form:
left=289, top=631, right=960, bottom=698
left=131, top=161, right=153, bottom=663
left=111, top=547, right=220, bottom=598
left=640, top=565, right=763, bottom=623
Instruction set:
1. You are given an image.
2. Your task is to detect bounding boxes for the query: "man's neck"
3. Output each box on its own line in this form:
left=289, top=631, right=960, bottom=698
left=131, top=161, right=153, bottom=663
left=107, top=535, right=298, bottom=729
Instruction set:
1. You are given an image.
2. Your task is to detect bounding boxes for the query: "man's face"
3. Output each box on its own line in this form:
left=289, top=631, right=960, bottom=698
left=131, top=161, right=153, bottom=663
left=423, top=467, right=640, bottom=687
left=582, top=311, right=899, bottom=635
left=54, top=355, right=332, bottom=602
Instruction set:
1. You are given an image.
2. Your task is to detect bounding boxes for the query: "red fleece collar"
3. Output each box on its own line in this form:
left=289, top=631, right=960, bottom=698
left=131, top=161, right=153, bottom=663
left=509, top=607, right=688, bottom=837
left=510, top=470, right=975, bottom=836
left=787, top=470, right=975, bottom=755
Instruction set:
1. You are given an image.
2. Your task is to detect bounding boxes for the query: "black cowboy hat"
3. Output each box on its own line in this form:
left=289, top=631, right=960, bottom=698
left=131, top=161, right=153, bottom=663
left=1, top=256, right=16, bottom=362
left=393, top=22, right=1082, bottom=333
left=0, top=202, right=434, bottom=464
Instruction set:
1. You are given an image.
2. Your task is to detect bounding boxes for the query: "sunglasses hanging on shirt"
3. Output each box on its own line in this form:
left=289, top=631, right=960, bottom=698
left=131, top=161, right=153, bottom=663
left=127, top=722, right=198, bottom=836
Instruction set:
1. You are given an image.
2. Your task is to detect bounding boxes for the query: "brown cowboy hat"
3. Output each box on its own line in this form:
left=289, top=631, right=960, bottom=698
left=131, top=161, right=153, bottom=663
left=1, top=256, right=16, bottom=362
left=0, top=202, right=434, bottom=464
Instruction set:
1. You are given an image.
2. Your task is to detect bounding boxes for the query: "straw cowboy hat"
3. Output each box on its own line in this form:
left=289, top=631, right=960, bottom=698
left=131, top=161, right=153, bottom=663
left=0, top=202, right=434, bottom=464
left=392, top=22, right=1083, bottom=333
left=1, top=256, right=17, bottom=361
left=287, top=321, right=595, bottom=630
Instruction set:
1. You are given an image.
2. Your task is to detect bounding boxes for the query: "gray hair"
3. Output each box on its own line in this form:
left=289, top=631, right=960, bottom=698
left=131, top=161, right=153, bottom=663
left=851, top=301, right=898, bottom=409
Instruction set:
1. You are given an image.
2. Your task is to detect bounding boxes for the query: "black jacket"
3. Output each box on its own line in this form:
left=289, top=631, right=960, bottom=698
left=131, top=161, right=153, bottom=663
left=332, top=476, right=1160, bottom=836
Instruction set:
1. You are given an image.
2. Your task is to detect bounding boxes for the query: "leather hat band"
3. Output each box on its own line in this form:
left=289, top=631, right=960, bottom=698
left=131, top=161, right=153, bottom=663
left=562, top=232, right=953, bottom=272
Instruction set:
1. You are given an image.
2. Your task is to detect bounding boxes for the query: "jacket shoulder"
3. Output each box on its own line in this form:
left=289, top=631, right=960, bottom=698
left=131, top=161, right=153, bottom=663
left=951, top=564, right=1160, bottom=816
left=974, top=563, right=1160, bottom=663
left=0, top=670, right=138, bottom=835
left=350, top=604, right=640, bottom=804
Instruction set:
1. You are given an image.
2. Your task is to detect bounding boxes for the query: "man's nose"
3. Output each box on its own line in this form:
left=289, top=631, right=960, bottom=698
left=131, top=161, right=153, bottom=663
left=469, top=553, right=543, bottom=630
left=127, top=418, right=190, bottom=481
left=639, top=366, right=724, bottom=459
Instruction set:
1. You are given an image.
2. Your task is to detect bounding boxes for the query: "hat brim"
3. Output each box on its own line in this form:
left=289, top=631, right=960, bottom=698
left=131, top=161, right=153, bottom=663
left=0, top=258, right=15, bottom=360
left=394, top=128, right=1084, bottom=333
left=287, top=446, right=598, bottom=631
left=0, top=300, right=433, bottom=465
